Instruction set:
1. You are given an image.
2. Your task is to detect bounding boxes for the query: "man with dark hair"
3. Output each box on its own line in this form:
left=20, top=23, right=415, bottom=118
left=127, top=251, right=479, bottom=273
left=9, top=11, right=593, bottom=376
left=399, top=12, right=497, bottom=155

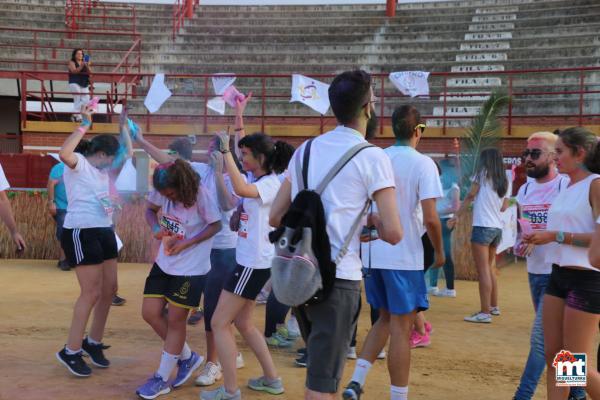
left=270, top=70, right=403, bottom=400
left=343, top=105, right=444, bottom=400
left=168, top=137, right=194, bottom=161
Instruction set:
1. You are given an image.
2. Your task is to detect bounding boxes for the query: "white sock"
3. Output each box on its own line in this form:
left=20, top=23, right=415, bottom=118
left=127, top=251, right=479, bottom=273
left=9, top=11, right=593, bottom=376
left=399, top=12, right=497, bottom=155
left=351, top=358, right=373, bottom=387
left=390, top=385, right=408, bottom=400
left=157, top=351, right=179, bottom=382
left=65, top=346, right=80, bottom=355
left=180, top=342, right=192, bottom=361
left=87, top=336, right=101, bottom=345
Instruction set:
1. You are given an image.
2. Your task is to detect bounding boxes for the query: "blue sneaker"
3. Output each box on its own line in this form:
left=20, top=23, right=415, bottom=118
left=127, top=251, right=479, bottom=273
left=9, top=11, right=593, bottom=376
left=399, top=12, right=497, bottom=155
left=136, top=374, right=171, bottom=399
left=172, top=351, right=203, bottom=388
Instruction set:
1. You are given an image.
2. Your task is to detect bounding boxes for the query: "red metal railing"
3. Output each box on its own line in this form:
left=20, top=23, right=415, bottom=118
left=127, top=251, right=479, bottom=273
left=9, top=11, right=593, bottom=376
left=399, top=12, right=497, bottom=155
left=0, top=27, right=141, bottom=72
left=172, top=0, right=200, bottom=39
left=65, top=0, right=137, bottom=34
left=8, top=66, right=600, bottom=134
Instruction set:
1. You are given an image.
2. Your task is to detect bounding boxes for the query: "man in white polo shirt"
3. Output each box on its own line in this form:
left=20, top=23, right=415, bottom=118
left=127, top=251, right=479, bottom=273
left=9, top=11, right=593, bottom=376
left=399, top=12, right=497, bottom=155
left=343, top=105, right=444, bottom=400
left=0, top=163, right=26, bottom=251
left=270, top=70, right=402, bottom=400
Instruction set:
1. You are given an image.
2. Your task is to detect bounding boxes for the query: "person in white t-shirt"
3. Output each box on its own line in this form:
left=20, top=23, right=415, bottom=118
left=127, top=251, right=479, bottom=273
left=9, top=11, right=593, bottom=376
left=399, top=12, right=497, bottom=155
left=449, top=148, right=509, bottom=324
left=270, top=70, right=402, bottom=400
left=136, top=159, right=221, bottom=399
left=130, top=127, right=248, bottom=383
left=523, top=127, right=600, bottom=399
left=0, top=163, right=26, bottom=251
left=55, top=105, right=123, bottom=378
left=512, top=131, right=586, bottom=400
left=343, top=105, right=444, bottom=400
left=201, top=132, right=287, bottom=400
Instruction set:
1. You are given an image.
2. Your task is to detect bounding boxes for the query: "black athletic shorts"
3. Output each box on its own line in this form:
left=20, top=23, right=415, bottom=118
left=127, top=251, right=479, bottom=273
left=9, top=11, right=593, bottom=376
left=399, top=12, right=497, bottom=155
left=61, top=227, right=118, bottom=268
left=223, top=264, right=270, bottom=300
left=143, top=263, right=206, bottom=309
left=545, top=264, right=600, bottom=314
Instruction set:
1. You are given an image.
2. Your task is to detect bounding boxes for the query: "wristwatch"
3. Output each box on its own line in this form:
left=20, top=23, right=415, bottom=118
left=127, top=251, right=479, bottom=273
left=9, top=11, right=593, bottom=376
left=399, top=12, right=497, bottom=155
left=555, top=231, right=565, bottom=244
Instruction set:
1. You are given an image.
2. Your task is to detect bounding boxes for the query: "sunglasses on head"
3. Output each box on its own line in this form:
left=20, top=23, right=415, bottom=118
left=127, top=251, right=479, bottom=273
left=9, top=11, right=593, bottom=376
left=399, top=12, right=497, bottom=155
left=522, top=149, right=543, bottom=160
left=415, top=124, right=426, bottom=134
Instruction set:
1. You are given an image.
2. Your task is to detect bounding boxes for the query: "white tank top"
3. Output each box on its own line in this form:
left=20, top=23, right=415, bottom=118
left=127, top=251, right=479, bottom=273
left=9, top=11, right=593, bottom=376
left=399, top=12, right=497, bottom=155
left=546, top=173, right=600, bottom=271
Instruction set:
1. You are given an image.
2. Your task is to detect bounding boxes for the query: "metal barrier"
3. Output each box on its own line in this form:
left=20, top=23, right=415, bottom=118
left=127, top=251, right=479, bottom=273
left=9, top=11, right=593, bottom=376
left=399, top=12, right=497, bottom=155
left=65, top=0, right=137, bottom=33
left=172, top=0, right=199, bottom=39
left=6, top=67, right=600, bottom=134
left=0, top=27, right=141, bottom=73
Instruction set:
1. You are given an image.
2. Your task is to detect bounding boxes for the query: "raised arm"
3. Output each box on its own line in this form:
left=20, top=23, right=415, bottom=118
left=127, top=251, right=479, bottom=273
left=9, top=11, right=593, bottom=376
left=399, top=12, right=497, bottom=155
left=233, top=92, right=252, bottom=159
left=59, top=105, right=93, bottom=168
left=209, top=151, right=238, bottom=211
left=217, top=133, right=260, bottom=199
left=133, top=125, right=174, bottom=165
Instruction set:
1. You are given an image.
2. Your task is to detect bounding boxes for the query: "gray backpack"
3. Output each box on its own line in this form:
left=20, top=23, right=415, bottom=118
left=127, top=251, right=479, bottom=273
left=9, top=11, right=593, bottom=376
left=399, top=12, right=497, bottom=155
left=269, top=139, right=373, bottom=306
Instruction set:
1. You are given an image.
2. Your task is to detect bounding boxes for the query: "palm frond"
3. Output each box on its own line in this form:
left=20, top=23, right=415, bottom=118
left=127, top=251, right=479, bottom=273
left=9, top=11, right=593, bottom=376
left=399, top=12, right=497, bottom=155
left=459, top=89, right=510, bottom=195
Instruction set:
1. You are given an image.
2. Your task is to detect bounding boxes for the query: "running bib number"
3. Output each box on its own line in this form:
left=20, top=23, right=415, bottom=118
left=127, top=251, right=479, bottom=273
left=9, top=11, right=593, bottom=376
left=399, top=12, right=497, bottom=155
left=160, top=215, right=186, bottom=239
left=238, top=212, right=249, bottom=239
left=521, top=204, right=550, bottom=231
left=97, top=192, right=114, bottom=218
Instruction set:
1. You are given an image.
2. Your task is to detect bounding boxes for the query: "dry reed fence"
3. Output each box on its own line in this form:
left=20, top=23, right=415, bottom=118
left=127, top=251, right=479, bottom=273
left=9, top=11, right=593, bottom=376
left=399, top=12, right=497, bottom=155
left=0, top=192, right=152, bottom=263
left=2, top=192, right=494, bottom=280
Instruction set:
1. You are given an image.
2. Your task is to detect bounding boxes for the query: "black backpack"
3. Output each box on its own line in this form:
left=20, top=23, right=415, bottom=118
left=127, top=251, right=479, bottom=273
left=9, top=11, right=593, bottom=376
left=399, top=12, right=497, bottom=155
left=269, top=138, right=373, bottom=306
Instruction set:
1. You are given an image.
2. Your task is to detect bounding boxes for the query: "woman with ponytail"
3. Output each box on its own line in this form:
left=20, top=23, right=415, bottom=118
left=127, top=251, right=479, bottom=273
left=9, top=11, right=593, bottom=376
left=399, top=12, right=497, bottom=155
left=200, top=132, right=286, bottom=400
left=56, top=105, right=124, bottom=378
left=136, top=159, right=222, bottom=399
left=524, top=127, right=600, bottom=399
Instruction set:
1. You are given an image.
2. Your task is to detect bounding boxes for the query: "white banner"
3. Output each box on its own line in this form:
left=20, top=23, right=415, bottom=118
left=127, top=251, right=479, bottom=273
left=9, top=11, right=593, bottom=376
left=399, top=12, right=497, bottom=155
left=389, top=71, right=430, bottom=98
left=207, top=96, right=226, bottom=115
left=144, top=73, right=172, bottom=113
left=290, top=74, right=330, bottom=115
left=212, top=74, right=236, bottom=96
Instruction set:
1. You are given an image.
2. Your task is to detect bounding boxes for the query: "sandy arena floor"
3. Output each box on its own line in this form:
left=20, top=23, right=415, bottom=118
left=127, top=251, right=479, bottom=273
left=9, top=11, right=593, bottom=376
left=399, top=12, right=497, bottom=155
left=0, top=259, right=597, bottom=399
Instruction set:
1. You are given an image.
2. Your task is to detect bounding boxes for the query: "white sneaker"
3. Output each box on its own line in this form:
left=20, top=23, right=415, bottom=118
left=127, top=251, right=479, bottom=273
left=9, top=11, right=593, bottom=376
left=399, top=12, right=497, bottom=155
left=427, top=286, right=439, bottom=295
left=236, top=352, right=245, bottom=369
left=490, top=306, right=501, bottom=316
left=377, top=350, right=386, bottom=359
left=195, top=361, right=222, bottom=386
left=464, top=312, right=492, bottom=323
left=347, top=346, right=357, bottom=360
left=286, top=316, right=301, bottom=339
left=433, top=288, right=457, bottom=298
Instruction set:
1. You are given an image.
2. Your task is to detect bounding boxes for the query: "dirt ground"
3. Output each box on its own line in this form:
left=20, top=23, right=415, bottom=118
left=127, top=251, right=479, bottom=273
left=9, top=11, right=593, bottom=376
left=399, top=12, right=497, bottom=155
left=0, top=259, right=597, bottom=400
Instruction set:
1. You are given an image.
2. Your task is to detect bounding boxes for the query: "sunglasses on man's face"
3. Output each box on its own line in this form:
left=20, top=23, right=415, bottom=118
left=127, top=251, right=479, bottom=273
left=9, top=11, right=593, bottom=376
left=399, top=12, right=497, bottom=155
left=415, top=124, right=426, bottom=134
left=522, top=149, right=544, bottom=160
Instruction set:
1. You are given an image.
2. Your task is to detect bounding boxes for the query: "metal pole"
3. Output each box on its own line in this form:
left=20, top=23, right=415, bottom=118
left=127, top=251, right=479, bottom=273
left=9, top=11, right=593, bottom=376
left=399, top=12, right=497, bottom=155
left=508, top=75, right=513, bottom=136
left=578, top=70, right=585, bottom=126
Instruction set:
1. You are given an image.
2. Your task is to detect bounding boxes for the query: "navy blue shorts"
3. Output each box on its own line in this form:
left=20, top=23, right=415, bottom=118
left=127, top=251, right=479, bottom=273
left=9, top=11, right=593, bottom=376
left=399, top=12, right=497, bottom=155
left=365, top=268, right=429, bottom=315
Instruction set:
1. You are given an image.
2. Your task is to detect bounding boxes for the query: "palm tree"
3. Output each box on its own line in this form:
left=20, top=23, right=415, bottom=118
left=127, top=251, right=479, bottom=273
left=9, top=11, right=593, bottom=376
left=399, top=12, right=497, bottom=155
left=458, top=89, right=510, bottom=197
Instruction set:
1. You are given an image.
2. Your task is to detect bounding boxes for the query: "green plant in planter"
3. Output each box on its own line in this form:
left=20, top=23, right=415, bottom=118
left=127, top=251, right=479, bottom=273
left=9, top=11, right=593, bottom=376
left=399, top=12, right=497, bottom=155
left=459, top=89, right=510, bottom=199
